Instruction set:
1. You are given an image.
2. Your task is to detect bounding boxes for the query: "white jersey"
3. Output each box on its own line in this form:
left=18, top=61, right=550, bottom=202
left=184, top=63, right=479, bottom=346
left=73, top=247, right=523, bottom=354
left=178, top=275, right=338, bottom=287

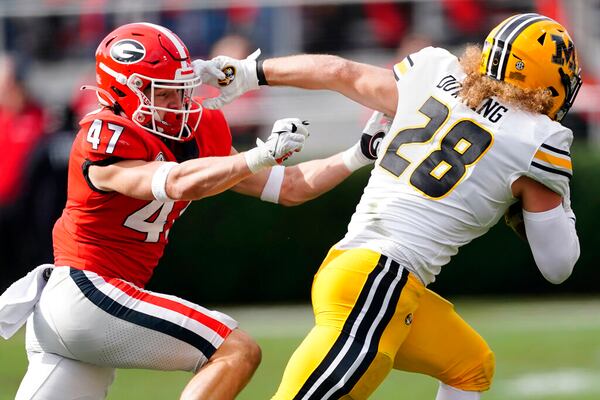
left=337, top=47, right=573, bottom=285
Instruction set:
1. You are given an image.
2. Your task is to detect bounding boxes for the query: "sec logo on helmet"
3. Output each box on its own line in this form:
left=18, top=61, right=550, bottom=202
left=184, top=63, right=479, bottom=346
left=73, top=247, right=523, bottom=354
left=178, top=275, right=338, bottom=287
left=110, top=39, right=146, bottom=64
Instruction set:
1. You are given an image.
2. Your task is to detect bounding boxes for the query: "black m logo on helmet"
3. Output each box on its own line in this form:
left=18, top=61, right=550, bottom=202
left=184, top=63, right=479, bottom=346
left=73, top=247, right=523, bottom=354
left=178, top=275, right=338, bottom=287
left=110, top=39, right=146, bottom=64
left=551, top=34, right=575, bottom=71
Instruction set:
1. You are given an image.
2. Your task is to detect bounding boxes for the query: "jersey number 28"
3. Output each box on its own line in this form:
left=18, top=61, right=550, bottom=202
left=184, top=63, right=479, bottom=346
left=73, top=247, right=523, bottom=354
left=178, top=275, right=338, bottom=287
left=380, top=96, right=493, bottom=198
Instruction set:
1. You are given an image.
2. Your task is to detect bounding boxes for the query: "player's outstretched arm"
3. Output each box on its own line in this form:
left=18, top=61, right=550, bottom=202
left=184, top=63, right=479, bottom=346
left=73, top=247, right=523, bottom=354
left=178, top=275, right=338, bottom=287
left=87, top=118, right=308, bottom=202
left=233, top=153, right=351, bottom=206
left=232, top=111, right=392, bottom=206
left=262, top=55, right=397, bottom=116
left=511, top=176, right=580, bottom=284
left=194, top=54, right=398, bottom=116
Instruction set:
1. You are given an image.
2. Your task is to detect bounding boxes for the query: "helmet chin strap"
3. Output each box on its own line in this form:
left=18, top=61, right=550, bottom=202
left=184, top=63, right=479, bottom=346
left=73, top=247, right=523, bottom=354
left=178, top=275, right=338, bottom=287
left=80, top=85, right=117, bottom=104
left=80, top=85, right=125, bottom=116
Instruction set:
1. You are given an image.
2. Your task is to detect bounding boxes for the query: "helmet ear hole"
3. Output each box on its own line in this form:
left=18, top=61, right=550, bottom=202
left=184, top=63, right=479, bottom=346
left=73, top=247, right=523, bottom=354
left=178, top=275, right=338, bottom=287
left=111, top=86, right=127, bottom=98
left=547, top=86, right=559, bottom=97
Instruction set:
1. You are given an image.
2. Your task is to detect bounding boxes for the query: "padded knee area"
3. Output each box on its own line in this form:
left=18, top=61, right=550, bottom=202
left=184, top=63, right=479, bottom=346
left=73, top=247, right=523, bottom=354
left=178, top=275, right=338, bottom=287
left=442, top=348, right=495, bottom=392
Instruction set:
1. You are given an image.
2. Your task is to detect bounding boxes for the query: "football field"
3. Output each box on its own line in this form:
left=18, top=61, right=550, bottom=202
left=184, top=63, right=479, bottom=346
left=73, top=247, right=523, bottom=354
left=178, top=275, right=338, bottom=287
left=1, top=298, right=599, bottom=399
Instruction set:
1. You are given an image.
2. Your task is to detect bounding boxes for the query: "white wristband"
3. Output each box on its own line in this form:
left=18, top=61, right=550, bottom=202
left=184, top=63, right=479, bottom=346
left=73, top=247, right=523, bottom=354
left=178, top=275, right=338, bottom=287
left=151, top=162, right=178, bottom=202
left=260, top=165, right=285, bottom=204
left=342, top=142, right=372, bottom=172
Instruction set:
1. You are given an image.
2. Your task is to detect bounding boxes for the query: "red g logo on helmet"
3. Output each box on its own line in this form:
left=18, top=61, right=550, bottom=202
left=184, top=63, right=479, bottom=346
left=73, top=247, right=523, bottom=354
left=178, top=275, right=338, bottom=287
left=110, top=39, right=146, bottom=64
left=94, top=23, right=202, bottom=141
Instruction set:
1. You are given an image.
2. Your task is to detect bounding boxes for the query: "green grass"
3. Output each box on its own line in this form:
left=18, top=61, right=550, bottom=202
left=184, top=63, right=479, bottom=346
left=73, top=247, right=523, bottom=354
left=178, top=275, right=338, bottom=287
left=2, top=298, right=600, bottom=399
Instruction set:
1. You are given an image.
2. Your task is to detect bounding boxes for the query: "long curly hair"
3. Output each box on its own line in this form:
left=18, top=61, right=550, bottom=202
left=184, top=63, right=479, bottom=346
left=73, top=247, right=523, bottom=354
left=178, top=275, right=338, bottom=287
left=458, top=45, right=554, bottom=115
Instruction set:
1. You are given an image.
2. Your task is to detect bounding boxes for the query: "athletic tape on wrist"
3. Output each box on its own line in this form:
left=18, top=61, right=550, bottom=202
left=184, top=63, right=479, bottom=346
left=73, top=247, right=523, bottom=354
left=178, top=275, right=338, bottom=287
left=260, top=165, right=285, bottom=203
left=244, top=147, right=273, bottom=174
left=342, top=142, right=372, bottom=172
left=151, top=162, right=178, bottom=202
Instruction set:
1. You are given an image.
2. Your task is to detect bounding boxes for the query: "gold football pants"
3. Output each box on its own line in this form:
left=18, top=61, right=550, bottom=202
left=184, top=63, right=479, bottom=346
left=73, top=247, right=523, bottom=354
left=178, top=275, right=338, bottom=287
left=272, top=248, right=495, bottom=400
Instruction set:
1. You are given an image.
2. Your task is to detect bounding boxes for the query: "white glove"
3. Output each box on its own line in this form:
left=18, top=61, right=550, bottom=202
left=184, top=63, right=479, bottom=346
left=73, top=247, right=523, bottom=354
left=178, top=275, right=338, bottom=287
left=244, top=118, right=310, bottom=173
left=193, top=49, right=262, bottom=110
left=191, top=58, right=227, bottom=82
left=342, top=111, right=393, bottom=171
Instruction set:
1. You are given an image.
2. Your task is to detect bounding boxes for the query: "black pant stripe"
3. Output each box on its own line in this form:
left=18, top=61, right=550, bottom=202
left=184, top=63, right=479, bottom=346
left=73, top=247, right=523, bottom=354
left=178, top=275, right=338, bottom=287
left=293, top=256, right=409, bottom=400
left=292, top=255, right=389, bottom=400
left=328, top=264, right=409, bottom=399
left=69, top=268, right=217, bottom=359
left=308, top=259, right=400, bottom=400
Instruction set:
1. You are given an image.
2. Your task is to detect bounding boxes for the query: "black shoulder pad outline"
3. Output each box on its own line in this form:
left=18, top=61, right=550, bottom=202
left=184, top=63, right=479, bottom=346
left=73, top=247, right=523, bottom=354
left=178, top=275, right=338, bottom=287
left=82, top=157, right=124, bottom=193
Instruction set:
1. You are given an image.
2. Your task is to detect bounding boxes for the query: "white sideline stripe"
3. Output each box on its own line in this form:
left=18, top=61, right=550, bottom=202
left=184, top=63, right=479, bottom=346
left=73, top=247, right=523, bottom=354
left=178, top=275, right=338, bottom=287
left=499, top=369, right=600, bottom=397
left=83, top=271, right=226, bottom=343
left=225, top=300, right=600, bottom=338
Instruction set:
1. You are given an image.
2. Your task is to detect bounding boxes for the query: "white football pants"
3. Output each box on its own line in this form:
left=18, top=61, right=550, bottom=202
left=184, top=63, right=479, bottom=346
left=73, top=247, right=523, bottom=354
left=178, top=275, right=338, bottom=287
left=16, top=266, right=237, bottom=399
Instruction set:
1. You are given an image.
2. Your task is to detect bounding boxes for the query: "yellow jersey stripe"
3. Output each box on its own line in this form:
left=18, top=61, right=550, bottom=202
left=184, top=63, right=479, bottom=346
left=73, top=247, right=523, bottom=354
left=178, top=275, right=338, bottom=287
left=534, top=149, right=572, bottom=171
left=394, top=60, right=409, bottom=76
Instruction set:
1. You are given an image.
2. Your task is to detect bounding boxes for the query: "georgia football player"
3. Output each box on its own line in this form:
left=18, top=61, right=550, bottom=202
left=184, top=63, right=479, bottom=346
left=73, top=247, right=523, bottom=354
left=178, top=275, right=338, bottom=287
left=8, top=22, right=389, bottom=400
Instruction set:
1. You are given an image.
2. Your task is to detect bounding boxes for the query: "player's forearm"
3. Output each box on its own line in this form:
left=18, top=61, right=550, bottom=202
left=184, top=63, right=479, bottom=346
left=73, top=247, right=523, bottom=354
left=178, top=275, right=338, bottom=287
left=262, top=55, right=396, bottom=115
left=88, top=157, right=253, bottom=201
left=168, top=155, right=253, bottom=201
left=262, top=55, right=346, bottom=90
left=278, top=153, right=352, bottom=206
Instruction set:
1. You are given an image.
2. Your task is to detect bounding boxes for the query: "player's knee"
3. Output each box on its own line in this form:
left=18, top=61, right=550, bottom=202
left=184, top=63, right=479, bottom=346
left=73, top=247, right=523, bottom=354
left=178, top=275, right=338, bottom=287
left=219, top=329, right=262, bottom=372
left=478, top=348, right=496, bottom=389
left=471, top=347, right=495, bottom=390
left=240, top=334, right=262, bottom=371
left=444, top=347, right=495, bottom=392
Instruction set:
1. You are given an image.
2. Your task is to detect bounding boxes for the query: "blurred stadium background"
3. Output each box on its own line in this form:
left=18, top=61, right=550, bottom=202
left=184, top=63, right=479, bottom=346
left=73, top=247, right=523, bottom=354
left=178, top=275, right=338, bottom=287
left=0, top=0, right=599, bottom=398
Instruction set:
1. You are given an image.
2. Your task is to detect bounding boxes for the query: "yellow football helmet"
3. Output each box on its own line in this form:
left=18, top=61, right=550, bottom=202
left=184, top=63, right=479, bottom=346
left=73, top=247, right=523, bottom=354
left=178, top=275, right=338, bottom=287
left=480, top=13, right=582, bottom=121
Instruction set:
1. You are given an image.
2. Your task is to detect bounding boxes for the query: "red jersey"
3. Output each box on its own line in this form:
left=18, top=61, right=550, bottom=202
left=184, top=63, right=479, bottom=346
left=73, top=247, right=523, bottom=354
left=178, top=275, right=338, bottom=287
left=53, top=105, right=232, bottom=287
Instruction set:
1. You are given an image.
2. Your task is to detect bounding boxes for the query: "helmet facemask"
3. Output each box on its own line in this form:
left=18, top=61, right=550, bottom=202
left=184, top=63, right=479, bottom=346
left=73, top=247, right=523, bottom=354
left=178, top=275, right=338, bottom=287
left=130, top=73, right=202, bottom=141
left=555, top=67, right=582, bottom=122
